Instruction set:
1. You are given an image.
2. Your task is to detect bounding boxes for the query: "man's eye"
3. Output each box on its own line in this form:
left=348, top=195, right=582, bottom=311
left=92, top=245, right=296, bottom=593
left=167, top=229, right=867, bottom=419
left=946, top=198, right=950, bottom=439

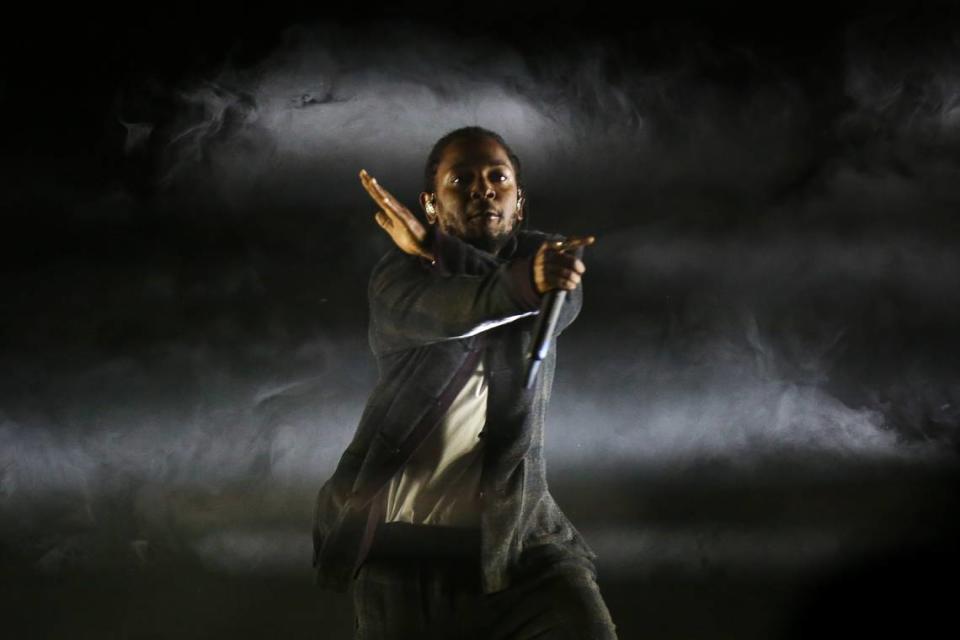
left=492, top=172, right=509, bottom=182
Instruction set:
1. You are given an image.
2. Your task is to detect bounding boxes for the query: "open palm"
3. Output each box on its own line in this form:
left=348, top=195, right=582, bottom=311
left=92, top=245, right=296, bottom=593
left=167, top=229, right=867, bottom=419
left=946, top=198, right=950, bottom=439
left=359, top=169, right=434, bottom=262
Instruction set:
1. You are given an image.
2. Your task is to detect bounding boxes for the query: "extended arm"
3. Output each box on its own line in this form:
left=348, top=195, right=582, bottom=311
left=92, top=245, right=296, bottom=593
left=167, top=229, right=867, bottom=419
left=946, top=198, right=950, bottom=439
left=368, top=230, right=586, bottom=355
left=368, top=245, right=541, bottom=355
left=422, top=225, right=586, bottom=339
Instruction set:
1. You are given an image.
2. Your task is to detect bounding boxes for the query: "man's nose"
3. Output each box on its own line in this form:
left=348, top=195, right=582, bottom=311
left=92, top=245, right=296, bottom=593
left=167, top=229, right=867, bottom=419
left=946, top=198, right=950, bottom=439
left=469, top=177, right=495, bottom=200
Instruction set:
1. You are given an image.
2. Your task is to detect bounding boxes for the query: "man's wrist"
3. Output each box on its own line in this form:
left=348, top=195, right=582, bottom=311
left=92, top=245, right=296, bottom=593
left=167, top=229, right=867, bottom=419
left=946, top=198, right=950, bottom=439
left=506, top=254, right=543, bottom=310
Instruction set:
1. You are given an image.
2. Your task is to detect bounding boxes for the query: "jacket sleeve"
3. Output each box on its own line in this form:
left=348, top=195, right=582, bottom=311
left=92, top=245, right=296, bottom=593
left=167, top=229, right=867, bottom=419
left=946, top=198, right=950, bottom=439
left=425, top=224, right=502, bottom=276
left=369, top=228, right=583, bottom=355
left=368, top=250, right=538, bottom=356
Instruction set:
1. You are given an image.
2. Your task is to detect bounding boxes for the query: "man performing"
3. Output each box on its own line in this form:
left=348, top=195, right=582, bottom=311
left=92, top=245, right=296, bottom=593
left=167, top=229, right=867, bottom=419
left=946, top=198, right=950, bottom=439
left=312, top=126, right=618, bottom=639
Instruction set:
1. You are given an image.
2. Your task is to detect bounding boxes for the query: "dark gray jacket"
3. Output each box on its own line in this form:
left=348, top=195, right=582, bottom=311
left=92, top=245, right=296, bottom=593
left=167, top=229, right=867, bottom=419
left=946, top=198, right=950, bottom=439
left=312, top=224, right=598, bottom=594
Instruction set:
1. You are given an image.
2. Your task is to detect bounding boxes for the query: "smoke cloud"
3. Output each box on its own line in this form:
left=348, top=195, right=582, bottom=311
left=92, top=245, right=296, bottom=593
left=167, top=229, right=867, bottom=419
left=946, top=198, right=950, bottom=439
left=2, top=15, right=958, bottom=590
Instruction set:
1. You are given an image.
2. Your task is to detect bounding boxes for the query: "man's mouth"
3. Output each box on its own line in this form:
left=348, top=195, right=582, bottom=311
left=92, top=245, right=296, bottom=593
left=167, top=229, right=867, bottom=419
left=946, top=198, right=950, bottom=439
left=469, top=210, right=502, bottom=222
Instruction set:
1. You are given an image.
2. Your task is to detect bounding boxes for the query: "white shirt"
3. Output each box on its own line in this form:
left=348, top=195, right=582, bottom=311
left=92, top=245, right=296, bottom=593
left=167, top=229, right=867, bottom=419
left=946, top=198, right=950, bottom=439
left=383, top=359, right=487, bottom=527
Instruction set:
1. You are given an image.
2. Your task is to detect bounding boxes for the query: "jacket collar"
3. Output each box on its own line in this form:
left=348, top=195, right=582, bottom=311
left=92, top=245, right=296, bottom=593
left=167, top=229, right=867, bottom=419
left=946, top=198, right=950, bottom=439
left=495, top=232, right=520, bottom=260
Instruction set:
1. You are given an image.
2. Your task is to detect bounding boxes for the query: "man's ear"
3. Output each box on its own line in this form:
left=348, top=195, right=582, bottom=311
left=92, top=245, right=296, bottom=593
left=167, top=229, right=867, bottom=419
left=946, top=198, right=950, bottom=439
left=419, top=192, right=437, bottom=224
left=517, top=189, right=524, bottom=220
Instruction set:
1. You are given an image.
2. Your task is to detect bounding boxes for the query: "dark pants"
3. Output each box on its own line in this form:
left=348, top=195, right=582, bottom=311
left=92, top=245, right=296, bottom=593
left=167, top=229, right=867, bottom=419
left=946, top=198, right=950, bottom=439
left=352, top=524, right=618, bottom=640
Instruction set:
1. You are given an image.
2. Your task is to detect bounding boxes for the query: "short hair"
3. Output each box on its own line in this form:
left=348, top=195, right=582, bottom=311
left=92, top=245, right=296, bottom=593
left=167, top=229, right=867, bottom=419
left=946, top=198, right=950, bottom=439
left=422, top=126, right=524, bottom=195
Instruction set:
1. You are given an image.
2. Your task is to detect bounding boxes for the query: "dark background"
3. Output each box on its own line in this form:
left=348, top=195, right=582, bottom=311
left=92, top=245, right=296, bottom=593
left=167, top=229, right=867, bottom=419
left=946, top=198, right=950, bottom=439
left=2, top=2, right=958, bottom=638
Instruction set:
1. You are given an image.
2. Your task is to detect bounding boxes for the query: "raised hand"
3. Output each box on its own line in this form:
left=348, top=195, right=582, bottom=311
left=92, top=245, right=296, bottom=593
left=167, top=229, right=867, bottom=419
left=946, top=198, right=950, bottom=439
left=359, top=169, right=435, bottom=262
left=532, top=236, right=595, bottom=295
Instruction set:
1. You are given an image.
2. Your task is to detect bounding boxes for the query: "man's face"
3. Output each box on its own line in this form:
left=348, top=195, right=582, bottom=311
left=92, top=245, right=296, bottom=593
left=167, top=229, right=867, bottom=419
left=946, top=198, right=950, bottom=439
left=420, top=135, right=523, bottom=254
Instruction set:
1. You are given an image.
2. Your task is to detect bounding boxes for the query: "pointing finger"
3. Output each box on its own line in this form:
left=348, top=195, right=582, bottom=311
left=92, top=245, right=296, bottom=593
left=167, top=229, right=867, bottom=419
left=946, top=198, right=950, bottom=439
left=557, top=235, right=596, bottom=252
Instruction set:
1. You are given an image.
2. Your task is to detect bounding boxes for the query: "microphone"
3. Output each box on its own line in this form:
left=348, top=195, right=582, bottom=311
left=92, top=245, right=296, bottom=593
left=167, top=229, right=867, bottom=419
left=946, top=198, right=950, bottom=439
left=524, top=243, right=586, bottom=389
